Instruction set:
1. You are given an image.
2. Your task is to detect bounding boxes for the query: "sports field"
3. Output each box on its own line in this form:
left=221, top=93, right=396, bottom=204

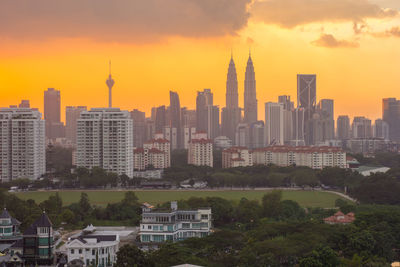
left=13, top=190, right=350, bottom=208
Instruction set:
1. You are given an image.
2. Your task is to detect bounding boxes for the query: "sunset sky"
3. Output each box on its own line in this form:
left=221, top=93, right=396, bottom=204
left=1, top=0, right=400, bottom=122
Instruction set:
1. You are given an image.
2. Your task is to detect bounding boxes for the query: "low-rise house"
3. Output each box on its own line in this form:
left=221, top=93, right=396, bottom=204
left=139, top=201, right=212, bottom=244
left=324, top=211, right=355, bottom=225
left=66, top=225, right=120, bottom=267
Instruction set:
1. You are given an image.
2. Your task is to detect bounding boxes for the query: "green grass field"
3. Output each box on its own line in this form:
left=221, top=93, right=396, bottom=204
left=13, top=190, right=350, bottom=208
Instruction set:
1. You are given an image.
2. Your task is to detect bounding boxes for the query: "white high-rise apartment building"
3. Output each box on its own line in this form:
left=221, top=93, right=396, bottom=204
left=77, top=108, right=133, bottom=177
left=265, top=102, right=284, bottom=145
left=188, top=132, right=213, bottom=167
left=0, top=108, right=45, bottom=182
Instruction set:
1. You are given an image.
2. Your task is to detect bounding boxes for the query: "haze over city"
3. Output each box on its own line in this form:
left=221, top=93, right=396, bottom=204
left=1, top=0, right=400, bottom=121
left=2, top=1, right=400, bottom=266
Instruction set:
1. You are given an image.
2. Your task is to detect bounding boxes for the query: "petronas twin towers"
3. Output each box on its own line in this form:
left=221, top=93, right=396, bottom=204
left=222, top=53, right=257, bottom=141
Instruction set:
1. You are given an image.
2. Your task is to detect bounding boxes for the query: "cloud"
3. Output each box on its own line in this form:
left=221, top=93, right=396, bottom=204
left=0, top=0, right=251, bottom=42
left=312, top=34, right=359, bottom=47
left=251, top=0, right=398, bottom=28
left=385, top=26, right=400, bottom=37
left=371, top=26, right=400, bottom=37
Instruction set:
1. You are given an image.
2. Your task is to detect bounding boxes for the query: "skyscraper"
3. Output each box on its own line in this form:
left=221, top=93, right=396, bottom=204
left=77, top=108, right=133, bottom=177
left=222, top=56, right=241, bottom=141
left=44, top=88, right=64, bottom=139
left=18, top=100, right=30, bottom=108
left=244, top=53, right=257, bottom=123
left=196, top=89, right=212, bottom=133
left=374, top=119, right=390, bottom=140
left=337, top=115, right=350, bottom=140
left=207, top=105, right=220, bottom=140
left=291, top=108, right=305, bottom=146
left=66, top=106, right=87, bottom=144
left=169, top=91, right=182, bottom=149
left=0, top=108, right=45, bottom=182
left=297, top=74, right=317, bottom=145
left=131, top=109, right=146, bottom=147
left=155, top=106, right=166, bottom=133
left=226, top=56, right=238, bottom=109
left=317, top=99, right=335, bottom=141
left=382, top=98, right=400, bottom=141
left=265, top=102, right=284, bottom=145
left=352, top=117, right=372, bottom=139
left=279, top=95, right=294, bottom=144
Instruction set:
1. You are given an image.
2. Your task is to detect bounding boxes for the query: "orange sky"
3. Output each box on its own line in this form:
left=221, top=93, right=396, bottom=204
left=1, top=0, right=399, bottom=123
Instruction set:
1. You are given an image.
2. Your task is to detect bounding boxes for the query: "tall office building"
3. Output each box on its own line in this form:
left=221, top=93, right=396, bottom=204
left=155, top=106, right=166, bottom=133
left=0, top=108, right=45, bottom=182
left=279, top=96, right=294, bottom=144
left=317, top=99, right=335, bottom=142
left=244, top=54, right=257, bottom=123
left=318, top=99, right=334, bottom=120
left=66, top=106, right=87, bottom=144
left=226, top=56, right=238, bottom=109
left=181, top=108, right=196, bottom=128
left=196, top=89, right=213, bottom=133
left=297, top=75, right=316, bottom=145
left=235, top=123, right=250, bottom=147
left=169, top=91, right=182, bottom=149
left=265, top=102, right=284, bottom=145
left=131, top=109, right=146, bottom=148
left=44, top=88, right=64, bottom=139
left=207, top=105, right=220, bottom=140
left=18, top=100, right=30, bottom=108
left=76, top=108, right=133, bottom=177
left=249, top=121, right=265, bottom=149
left=222, top=56, right=241, bottom=141
left=337, top=115, right=350, bottom=140
left=278, top=95, right=294, bottom=111
left=352, top=117, right=372, bottom=139
left=374, top=119, right=390, bottom=140
left=291, top=108, right=305, bottom=146
left=382, top=98, right=400, bottom=141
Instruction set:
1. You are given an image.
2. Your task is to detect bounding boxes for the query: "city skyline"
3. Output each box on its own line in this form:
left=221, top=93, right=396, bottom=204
left=2, top=52, right=398, bottom=123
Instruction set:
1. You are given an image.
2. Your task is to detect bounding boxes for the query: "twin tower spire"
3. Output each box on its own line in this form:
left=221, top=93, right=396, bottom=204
left=226, top=52, right=257, bottom=123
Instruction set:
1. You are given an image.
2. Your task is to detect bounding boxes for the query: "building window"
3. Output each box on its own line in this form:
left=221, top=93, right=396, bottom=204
left=92, top=249, right=95, bottom=256
left=71, top=249, right=74, bottom=254
left=79, top=249, right=82, bottom=254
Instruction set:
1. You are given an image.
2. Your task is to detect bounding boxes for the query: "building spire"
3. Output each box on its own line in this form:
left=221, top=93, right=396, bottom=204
left=106, top=60, right=115, bottom=108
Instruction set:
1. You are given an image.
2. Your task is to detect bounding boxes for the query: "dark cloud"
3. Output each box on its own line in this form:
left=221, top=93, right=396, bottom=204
left=251, top=0, right=398, bottom=28
left=312, top=34, right=359, bottom=48
left=0, top=0, right=251, bottom=41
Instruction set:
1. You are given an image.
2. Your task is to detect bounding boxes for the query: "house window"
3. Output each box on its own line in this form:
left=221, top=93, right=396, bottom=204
left=79, top=249, right=82, bottom=254
left=92, top=249, right=95, bottom=255
left=71, top=249, right=74, bottom=254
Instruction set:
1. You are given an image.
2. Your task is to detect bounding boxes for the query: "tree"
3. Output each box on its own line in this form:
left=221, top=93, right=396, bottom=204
left=79, top=192, right=92, bottom=214
left=120, top=174, right=130, bottom=187
left=61, top=209, right=75, bottom=224
left=262, top=190, right=282, bottom=218
left=115, top=244, right=153, bottom=267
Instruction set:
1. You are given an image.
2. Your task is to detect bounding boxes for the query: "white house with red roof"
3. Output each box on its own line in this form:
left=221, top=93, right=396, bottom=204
left=133, top=135, right=171, bottom=171
left=188, top=132, right=213, bottom=167
left=324, top=211, right=355, bottom=225
left=222, top=147, right=253, bottom=168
